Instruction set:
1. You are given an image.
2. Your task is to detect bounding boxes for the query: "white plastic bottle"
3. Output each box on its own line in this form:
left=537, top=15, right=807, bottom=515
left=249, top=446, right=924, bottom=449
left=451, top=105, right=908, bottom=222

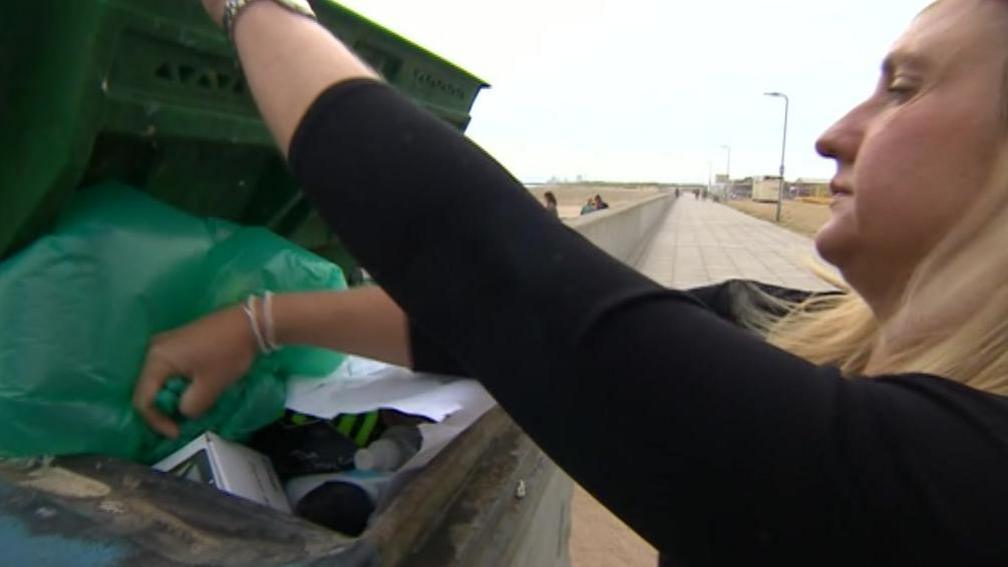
left=353, top=425, right=423, bottom=472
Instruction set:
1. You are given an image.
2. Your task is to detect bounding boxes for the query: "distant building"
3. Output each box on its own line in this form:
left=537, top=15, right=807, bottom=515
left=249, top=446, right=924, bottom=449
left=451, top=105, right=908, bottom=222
left=727, top=180, right=750, bottom=200
left=792, top=178, right=831, bottom=199
left=726, top=178, right=749, bottom=199
left=752, top=175, right=783, bottom=202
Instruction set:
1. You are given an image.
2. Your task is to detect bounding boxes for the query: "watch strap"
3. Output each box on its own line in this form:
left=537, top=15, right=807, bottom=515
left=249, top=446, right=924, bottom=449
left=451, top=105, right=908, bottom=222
left=223, top=0, right=318, bottom=42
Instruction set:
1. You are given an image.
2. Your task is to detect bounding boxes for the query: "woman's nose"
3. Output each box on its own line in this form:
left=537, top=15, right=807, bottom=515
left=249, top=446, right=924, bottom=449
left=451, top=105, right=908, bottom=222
left=816, top=102, right=870, bottom=164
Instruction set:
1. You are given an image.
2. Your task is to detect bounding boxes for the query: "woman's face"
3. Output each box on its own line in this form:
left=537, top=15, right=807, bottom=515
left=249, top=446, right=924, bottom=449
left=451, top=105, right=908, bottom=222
left=815, top=0, right=1008, bottom=313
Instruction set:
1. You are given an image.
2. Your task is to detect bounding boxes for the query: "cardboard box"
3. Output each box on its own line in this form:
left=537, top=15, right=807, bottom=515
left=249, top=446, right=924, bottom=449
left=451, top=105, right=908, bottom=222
left=154, top=432, right=291, bottom=513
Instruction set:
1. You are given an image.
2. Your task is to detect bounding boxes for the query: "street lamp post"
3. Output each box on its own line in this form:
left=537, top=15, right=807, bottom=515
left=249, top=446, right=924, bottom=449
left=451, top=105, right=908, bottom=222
left=763, top=92, right=789, bottom=222
left=706, top=161, right=712, bottom=198
left=720, top=144, right=731, bottom=198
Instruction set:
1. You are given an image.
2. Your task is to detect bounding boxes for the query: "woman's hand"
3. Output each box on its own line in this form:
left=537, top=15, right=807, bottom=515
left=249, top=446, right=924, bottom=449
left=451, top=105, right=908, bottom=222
left=133, top=287, right=413, bottom=438
left=133, top=307, right=257, bottom=438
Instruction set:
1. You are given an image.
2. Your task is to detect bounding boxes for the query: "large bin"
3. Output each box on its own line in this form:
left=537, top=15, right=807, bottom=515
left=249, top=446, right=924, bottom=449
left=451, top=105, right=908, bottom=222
left=0, top=0, right=487, bottom=265
left=0, top=2, right=574, bottom=565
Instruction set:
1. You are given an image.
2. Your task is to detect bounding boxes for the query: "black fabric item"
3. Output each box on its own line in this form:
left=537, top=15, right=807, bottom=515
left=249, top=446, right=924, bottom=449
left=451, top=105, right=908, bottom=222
left=288, top=79, right=1008, bottom=565
left=295, top=481, right=375, bottom=537
left=250, top=411, right=359, bottom=481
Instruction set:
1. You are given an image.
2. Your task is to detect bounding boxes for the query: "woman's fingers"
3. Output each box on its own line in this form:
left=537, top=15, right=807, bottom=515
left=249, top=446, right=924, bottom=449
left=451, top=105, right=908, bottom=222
left=133, top=352, right=182, bottom=439
left=178, top=372, right=233, bottom=420
left=133, top=307, right=256, bottom=437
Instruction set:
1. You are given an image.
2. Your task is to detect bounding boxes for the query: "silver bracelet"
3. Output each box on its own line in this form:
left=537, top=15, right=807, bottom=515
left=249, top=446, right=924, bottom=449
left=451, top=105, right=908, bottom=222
left=262, top=291, right=280, bottom=352
left=242, top=295, right=271, bottom=354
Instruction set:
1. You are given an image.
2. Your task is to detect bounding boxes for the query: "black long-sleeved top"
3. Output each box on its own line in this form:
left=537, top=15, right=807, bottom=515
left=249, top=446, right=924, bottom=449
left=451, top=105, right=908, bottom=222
left=288, top=79, right=1008, bottom=566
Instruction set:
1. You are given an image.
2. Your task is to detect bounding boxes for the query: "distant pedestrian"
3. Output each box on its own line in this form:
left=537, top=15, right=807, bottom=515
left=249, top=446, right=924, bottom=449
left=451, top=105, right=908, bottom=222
left=543, top=191, right=559, bottom=217
left=580, top=198, right=596, bottom=216
left=593, top=194, right=609, bottom=210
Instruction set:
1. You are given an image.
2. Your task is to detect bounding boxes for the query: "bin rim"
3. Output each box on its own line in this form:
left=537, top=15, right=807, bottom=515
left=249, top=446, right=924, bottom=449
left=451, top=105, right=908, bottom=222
left=320, top=0, right=490, bottom=89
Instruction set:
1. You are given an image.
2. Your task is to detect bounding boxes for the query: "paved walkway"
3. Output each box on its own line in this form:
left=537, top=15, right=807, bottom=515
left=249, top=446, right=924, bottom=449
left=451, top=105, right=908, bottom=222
left=637, top=197, right=835, bottom=291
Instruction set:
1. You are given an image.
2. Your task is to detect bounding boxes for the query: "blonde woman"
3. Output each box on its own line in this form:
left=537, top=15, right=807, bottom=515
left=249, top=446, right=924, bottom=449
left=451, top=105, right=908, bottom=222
left=134, top=0, right=1008, bottom=563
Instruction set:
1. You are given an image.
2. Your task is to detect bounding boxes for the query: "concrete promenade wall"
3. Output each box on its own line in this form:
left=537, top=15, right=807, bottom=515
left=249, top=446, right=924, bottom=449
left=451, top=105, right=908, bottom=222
left=565, top=193, right=674, bottom=266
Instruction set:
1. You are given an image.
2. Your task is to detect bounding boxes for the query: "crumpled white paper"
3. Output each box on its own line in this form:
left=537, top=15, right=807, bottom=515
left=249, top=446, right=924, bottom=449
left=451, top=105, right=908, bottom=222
left=285, top=356, right=496, bottom=471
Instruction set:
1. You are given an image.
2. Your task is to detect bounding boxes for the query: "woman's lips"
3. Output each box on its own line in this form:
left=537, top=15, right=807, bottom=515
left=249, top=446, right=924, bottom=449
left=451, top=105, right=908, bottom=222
left=829, top=180, right=852, bottom=196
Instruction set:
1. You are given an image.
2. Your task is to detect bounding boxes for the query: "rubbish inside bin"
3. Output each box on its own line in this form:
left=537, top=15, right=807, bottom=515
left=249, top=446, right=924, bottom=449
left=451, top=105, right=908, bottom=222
left=137, top=357, right=498, bottom=537
left=154, top=431, right=292, bottom=513
left=251, top=356, right=498, bottom=534
left=0, top=183, right=347, bottom=463
left=354, top=425, right=423, bottom=472
left=250, top=408, right=433, bottom=480
left=250, top=410, right=366, bottom=480
left=286, top=470, right=395, bottom=537
left=282, top=358, right=497, bottom=472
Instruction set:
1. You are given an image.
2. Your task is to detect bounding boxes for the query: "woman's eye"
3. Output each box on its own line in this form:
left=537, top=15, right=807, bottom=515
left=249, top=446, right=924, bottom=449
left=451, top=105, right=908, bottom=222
left=885, top=79, right=917, bottom=100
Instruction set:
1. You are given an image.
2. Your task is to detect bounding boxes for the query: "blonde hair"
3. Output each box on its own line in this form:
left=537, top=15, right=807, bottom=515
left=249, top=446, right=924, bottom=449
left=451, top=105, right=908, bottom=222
left=756, top=159, right=1008, bottom=394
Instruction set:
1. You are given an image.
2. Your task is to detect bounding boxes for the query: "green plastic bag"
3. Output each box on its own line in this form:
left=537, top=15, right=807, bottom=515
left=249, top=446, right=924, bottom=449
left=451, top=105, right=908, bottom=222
left=0, top=183, right=346, bottom=463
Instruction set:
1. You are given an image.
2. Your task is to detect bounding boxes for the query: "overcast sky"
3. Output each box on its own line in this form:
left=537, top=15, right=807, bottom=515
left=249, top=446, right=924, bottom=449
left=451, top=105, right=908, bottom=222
left=339, top=0, right=933, bottom=184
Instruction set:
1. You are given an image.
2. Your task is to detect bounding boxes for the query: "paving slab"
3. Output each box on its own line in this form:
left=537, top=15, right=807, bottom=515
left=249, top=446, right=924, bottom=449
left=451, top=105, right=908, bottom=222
left=635, top=198, right=836, bottom=291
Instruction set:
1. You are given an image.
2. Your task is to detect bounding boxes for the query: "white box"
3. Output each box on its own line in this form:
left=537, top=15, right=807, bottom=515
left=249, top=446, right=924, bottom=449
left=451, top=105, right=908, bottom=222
left=154, top=432, right=291, bottom=513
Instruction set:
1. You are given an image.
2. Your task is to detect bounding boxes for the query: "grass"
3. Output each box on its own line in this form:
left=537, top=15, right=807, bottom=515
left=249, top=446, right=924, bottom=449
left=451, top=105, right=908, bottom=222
left=726, top=199, right=831, bottom=238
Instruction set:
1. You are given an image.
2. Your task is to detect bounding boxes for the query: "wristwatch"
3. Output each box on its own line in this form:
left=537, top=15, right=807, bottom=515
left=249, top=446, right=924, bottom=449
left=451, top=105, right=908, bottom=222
left=223, top=0, right=318, bottom=41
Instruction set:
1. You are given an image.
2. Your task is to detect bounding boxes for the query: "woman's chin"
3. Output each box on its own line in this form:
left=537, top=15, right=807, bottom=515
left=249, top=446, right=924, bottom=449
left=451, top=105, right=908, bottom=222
left=814, top=219, right=856, bottom=271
